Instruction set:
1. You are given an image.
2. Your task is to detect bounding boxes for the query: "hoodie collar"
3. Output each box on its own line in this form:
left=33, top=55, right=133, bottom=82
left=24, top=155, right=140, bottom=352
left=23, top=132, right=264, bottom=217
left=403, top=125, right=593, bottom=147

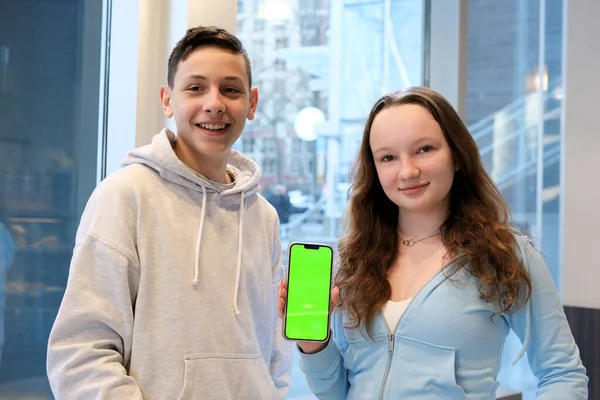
left=122, top=129, right=261, bottom=202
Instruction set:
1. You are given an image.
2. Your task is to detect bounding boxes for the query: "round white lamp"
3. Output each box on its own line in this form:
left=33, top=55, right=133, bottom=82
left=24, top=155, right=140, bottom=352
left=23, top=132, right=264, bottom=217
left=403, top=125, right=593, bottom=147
left=294, top=107, right=325, bottom=141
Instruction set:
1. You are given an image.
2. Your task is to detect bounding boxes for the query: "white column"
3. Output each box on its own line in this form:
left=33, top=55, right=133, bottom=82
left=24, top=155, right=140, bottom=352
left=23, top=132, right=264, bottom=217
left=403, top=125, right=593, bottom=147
left=103, top=0, right=140, bottom=176
left=560, top=0, right=600, bottom=308
left=187, top=0, right=238, bottom=33
left=427, top=0, right=468, bottom=120
left=135, top=0, right=171, bottom=147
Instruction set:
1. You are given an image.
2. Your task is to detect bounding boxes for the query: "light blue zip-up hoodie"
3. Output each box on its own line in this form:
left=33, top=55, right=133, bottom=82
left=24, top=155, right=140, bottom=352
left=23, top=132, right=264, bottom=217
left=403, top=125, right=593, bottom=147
left=300, top=235, right=588, bottom=399
left=47, top=129, right=292, bottom=399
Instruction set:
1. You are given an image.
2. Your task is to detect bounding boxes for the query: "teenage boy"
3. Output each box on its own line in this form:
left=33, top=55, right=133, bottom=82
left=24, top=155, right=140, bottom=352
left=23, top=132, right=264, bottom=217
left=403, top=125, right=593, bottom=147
left=47, top=26, right=292, bottom=400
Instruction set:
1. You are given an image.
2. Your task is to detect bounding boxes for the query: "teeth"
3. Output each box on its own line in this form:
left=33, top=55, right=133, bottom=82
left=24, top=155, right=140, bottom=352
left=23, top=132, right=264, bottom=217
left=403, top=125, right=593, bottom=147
left=199, top=124, right=226, bottom=130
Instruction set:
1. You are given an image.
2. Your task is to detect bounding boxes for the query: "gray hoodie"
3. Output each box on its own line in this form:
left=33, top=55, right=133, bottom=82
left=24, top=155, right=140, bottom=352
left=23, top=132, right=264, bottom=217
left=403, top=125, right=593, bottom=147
left=47, top=129, right=292, bottom=399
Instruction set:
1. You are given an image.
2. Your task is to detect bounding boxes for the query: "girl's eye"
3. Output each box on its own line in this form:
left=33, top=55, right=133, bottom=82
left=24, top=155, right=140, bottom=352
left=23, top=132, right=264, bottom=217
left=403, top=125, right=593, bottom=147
left=381, top=155, right=395, bottom=162
left=418, top=145, right=433, bottom=153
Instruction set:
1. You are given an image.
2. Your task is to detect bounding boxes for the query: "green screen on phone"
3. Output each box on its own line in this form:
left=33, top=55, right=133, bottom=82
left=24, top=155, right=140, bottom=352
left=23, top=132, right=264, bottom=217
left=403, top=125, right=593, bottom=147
left=284, top=243, right=333, bottom=341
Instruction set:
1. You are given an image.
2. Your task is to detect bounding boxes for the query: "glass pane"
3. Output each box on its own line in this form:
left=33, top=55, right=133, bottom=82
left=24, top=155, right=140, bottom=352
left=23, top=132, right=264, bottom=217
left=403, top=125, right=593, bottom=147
left=0, top=1, right=106, bottom=397
left=237, top=0, right=426, bottom=397
left=540, top=0, right=563, bottom=289
left=466, top=1, right=564, bottom=398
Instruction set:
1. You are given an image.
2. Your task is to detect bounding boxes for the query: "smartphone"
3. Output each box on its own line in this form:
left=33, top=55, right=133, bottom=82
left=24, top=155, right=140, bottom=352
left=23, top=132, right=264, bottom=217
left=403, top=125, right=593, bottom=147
left=283, top=242, right=334, bottom=342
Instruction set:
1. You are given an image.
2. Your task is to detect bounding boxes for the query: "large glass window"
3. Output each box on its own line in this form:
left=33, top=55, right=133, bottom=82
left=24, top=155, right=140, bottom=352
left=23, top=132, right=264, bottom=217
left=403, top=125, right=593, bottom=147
left=0, top=1, right=107, bottom=397
left=466, top=1, right=564, bottom=398
left=237, top=0, right=426, bottom=397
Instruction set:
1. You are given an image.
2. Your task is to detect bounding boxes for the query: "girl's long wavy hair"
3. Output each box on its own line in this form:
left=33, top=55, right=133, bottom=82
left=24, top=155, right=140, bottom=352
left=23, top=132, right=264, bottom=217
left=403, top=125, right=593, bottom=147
left=336, top=87, right=532, bottom=336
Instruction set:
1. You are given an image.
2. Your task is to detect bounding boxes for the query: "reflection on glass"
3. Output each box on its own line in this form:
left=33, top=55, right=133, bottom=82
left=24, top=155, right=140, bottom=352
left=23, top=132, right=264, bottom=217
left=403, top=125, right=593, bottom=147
left=238, top=0, right=426, bottom=397
left=466, top=1, right=564, bottom=399
left=0, top=1, right=105, bottom=398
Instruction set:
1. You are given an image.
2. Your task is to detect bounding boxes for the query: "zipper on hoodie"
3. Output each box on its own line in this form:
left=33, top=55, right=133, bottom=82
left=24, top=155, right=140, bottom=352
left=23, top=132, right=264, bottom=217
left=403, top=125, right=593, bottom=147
left=376, top=262, right=452, bottom=400
left=376, top=260, right=456, bottom=399
left=378, top=330, right=395, bottom=400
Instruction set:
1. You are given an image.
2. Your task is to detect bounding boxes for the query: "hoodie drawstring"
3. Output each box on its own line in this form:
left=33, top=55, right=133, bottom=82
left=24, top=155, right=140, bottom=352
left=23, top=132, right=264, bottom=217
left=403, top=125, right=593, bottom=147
left=232, top=191, right=245, bottom=315
left=192, top=186, right=246, bottom=317
left=192, top=186, right=207, bottom=287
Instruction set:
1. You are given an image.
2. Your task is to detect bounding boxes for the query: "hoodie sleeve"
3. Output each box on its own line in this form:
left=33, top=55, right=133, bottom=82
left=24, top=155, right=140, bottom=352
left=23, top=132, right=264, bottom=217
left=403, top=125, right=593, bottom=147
left=269, top=218, right=293, bottom=399
left=506, top=236, right=588, bottom=399
left=47, top=186, right=143, bottom=399
left=299, top=309, right=350, bottom=399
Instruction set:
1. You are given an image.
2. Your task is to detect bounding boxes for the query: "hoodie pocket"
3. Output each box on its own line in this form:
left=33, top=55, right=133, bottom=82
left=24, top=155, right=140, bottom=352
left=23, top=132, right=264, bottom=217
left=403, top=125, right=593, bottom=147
left=176, top=353, right=277, bottom=400
left=397, top=336, right=467, bottom=399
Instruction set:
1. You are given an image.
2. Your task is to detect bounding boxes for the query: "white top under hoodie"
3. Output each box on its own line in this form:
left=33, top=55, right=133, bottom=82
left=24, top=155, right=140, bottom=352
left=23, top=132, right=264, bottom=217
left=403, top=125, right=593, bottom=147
left=47, top=129, right=292, bottom=400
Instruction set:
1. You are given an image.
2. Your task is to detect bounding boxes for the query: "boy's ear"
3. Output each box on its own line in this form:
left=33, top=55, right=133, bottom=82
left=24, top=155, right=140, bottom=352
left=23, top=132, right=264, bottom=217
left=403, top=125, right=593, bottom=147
left=247, top=87, right=259, bottom=120
left=160, top=86, right=174, bottom=118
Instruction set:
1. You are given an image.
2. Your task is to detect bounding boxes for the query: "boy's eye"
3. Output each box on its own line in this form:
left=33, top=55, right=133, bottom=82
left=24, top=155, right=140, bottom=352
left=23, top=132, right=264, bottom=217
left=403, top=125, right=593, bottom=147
left=187, top=86, right=201, bottom=91
left=224, top=87, right=241, bottom=94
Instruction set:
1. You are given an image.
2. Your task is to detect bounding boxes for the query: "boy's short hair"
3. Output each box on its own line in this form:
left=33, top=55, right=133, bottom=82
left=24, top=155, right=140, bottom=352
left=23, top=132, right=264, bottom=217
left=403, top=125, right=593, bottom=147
left=167, top=26, right=252, bottom=88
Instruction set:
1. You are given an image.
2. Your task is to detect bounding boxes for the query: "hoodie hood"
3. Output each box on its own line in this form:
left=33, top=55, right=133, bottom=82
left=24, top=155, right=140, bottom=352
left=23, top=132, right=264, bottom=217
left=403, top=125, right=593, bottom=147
left=122, top=129, right=261, bottom=207
left=122, top=129, right=262, bottom=314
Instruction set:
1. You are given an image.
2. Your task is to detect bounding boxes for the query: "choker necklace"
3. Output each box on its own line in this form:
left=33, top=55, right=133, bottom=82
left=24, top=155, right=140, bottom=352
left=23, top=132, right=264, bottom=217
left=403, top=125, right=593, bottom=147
left=398, top=231, right=439, bottom=247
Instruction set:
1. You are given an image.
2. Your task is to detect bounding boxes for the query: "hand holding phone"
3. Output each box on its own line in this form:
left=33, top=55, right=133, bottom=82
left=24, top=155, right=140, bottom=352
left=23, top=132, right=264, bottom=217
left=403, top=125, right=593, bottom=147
left=277, top=242, right=339, bottom=353
left=277, top=280, right=340, bottom=354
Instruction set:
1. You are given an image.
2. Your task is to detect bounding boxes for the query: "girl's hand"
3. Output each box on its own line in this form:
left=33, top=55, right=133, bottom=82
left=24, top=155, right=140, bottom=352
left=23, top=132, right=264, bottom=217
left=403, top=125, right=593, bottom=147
left=277, top=280, right=340, bottom=354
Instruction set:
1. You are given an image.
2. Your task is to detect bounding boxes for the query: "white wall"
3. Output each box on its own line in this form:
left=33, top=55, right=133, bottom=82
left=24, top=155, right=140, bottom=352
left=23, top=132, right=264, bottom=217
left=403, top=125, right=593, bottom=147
left=561, top=0, right=600, bottom=309
left=428, top=0, right=468, bottom=119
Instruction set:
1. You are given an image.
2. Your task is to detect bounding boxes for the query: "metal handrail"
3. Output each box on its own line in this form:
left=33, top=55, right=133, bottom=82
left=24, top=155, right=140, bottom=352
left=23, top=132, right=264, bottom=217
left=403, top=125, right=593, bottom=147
left=468, top=78, right=561, bottom=140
